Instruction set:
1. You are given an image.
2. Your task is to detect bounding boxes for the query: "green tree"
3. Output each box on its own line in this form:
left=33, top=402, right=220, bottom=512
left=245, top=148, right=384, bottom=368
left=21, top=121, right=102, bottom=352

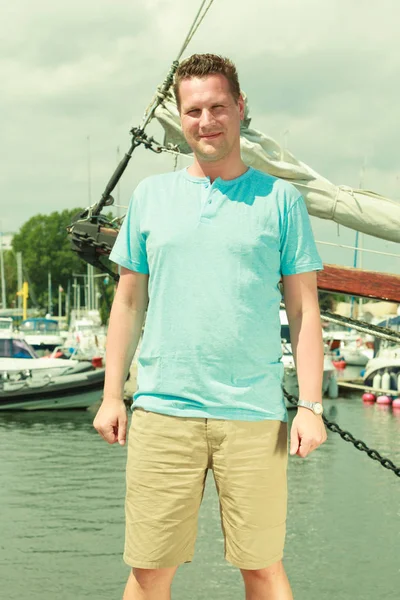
left=97, top=275, right=116, bottom=326
left=12, top=210, right=88, bottom=311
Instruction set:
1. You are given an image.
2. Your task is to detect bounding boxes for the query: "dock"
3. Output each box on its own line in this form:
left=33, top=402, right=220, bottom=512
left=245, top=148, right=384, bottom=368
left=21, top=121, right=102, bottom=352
left=337, top=379, right=399, bottom=396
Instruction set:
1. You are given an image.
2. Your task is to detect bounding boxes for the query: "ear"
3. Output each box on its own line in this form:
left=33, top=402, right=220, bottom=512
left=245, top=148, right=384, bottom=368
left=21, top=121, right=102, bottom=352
left=238, top=93, right=245, bottom=121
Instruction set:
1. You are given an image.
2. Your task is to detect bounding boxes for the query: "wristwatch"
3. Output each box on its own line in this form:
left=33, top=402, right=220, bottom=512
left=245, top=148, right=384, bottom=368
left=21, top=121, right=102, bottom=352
left=297, top=399, right=324, bottom=415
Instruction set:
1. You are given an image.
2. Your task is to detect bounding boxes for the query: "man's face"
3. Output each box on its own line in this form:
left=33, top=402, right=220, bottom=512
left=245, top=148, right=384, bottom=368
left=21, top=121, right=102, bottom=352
left=178, top=74, right=244, bottom=163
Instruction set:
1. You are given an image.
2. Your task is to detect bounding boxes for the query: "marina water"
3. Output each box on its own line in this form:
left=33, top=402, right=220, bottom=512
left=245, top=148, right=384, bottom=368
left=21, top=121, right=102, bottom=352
left=1, top=395, right=399, bottom=600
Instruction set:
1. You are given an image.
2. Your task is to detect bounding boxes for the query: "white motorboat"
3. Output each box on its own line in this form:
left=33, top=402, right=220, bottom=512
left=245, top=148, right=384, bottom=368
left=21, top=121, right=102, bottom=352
left=0, top=330, right=104, bottom=410
left=362, top=344, right=400, bottom=393
left=323, top=329, right=373, bottom=366
left=19, top=318, right=64, bottom=355
left=63, top=311, right=106, bottom=359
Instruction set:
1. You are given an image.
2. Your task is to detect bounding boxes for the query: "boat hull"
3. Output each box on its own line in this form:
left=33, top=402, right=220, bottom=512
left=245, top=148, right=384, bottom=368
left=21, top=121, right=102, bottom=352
left=0, top=369, right=104, bottom=410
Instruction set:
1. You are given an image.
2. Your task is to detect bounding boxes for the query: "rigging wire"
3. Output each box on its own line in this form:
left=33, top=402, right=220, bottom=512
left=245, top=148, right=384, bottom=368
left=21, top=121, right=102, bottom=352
left=140, top=0, right=215, bottom=129
left=316, top=240, right=400, bottom=260
left=176, top=0, right=215, bottom=55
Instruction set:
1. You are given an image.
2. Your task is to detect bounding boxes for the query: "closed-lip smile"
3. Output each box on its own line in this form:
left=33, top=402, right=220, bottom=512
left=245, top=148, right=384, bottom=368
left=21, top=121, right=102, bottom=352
left=200, top=133, right=222, bottom=139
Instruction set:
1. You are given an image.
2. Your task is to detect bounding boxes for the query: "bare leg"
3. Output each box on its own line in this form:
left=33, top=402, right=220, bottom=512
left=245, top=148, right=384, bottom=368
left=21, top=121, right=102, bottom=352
left=240, top=560, right=294, bottom=600
left=123, top=566, right=178, bottom=600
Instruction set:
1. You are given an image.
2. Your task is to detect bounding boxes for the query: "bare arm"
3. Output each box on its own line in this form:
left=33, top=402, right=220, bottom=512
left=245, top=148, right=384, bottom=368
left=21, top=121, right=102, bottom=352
left=282, top=271, right=327, bottom=457
left=103, top=267, right=149, bottom=402
left=282, top=271, right=324, bottom=404
left=93, top=267, right=149, bottom=445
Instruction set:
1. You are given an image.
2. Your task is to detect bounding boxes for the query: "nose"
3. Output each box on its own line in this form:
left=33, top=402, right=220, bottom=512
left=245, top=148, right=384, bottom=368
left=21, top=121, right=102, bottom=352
left=199, top=109, right=215, bottom=129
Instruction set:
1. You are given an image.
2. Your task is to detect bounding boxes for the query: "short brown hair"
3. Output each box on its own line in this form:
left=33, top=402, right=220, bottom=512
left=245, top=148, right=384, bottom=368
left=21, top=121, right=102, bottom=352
left=173, top=53, right=241, bottom=111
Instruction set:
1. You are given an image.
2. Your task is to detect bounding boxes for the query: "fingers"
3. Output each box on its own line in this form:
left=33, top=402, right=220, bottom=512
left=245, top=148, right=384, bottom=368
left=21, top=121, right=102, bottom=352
left=289, top=423, right=300, bottom=456
left=92, top=401, right=127, bottom=446
left=96, top=423, right=118, bottom=444
left=297, top=438, right=313, bottom=458
left=290, top=414, right=328, bottom=458
left=118, top=415, right=128, bottom=446
left=296, top=434, right=327, bottom=458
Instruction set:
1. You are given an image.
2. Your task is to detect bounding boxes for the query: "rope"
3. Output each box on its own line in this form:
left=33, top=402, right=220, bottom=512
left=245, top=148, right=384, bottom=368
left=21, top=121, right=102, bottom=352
left=281, top=302, right=400, bottom=344
left=140, top=0, right=216, bottom=129
left=177, top=0, right=215, bottom=54
left=321, top=310, right=400, bottom=344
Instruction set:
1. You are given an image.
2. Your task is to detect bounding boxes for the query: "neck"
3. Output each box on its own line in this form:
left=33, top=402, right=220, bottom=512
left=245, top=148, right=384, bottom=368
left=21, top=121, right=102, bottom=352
left=188, top=155, right=248, bottom=182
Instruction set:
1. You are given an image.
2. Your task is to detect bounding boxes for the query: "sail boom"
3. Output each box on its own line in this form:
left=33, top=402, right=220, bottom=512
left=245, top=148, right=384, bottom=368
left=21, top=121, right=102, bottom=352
left=316, top=264, right=400, bottom=303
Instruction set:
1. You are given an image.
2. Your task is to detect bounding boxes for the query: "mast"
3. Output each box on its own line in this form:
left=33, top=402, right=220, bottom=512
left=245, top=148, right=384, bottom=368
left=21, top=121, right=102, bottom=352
left=17, top=253, right=23, bottom=315
left=0, top=228, right=6, bottom=310
left=48, top=271, right=52, bottom=316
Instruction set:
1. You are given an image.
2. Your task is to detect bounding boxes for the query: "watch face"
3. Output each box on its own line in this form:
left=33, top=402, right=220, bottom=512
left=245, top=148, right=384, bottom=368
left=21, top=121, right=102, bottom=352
left=314, top=403, right=323, bottom=415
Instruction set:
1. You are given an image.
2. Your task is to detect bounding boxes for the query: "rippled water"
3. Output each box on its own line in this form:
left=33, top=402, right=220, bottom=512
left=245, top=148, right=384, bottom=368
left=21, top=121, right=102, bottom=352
left=1, top=396, right=399, bottom=600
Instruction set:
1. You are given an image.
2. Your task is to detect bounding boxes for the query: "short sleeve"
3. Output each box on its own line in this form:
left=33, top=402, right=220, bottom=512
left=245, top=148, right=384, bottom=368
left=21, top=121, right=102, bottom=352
left=109, top=187, right=149, bottom=274
left=280, top=195, right=323, bottom=276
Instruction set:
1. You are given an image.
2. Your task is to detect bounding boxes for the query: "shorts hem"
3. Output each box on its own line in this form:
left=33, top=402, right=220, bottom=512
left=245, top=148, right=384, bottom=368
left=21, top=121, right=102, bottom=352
left=225, top=551, right=283, bottom=570
left=123, top=554, right=193, bottom=569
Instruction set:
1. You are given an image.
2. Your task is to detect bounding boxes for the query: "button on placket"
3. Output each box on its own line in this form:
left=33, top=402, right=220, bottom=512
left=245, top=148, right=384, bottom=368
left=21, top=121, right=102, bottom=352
left=202, top=192, right=214, bottom=219
left=199, top=181, right=225, bottom=221
left=200, top=182, right=214, bottom=219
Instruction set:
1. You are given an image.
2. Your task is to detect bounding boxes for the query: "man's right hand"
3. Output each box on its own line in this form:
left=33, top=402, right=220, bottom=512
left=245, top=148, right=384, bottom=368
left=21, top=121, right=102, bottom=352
left=93, top=399, right=128, bottom=446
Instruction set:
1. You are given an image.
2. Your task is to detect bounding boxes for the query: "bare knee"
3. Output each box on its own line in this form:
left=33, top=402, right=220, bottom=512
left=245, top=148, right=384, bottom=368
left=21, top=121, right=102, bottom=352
left=241, top=559, right=285, bottom=583
left=131, top=566, right=178, bottom=589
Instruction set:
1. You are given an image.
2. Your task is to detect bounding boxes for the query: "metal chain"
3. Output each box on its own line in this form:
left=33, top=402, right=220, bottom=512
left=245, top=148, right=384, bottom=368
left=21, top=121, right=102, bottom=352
left=284, top=389, right=400, bottom=477
left=130, top=128, right=179, bottom=155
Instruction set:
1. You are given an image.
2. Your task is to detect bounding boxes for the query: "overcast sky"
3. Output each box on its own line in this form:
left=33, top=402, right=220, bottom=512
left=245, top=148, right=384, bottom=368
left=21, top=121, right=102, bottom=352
left=2, top=0, right=400, bottom=275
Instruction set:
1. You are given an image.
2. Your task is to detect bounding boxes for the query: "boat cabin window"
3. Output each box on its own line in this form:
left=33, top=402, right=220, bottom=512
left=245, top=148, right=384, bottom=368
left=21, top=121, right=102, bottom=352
left=0, top=338, right=36, bottom=359
left=20, top=320, right=59, bottom=333
left=0, top=319, right=13, bottom=331
left=38, top=321, right=58, bottom=332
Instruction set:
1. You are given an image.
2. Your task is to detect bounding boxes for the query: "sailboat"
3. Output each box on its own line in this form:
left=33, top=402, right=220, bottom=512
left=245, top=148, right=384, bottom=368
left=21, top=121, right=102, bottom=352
left=67, top=0, right=400, bottom=400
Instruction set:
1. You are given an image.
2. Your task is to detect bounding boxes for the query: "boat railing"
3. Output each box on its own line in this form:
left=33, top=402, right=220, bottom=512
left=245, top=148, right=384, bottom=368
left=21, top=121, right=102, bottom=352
left=315, top=240, right=400, bottom=261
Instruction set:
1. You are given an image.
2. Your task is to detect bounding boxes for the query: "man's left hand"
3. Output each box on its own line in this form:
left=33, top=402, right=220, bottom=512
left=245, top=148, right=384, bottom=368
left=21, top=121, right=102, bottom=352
left=290, top=407, right=327, bottom=458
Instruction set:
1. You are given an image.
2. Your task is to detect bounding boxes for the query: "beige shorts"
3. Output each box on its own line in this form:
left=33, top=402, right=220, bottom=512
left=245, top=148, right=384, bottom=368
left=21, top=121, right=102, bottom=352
left=124, top=408, right=288, bottom=570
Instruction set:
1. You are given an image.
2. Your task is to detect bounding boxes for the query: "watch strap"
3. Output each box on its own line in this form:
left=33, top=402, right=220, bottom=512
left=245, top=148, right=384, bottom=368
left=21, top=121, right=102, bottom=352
left=297, top=399, right=323, bottom=414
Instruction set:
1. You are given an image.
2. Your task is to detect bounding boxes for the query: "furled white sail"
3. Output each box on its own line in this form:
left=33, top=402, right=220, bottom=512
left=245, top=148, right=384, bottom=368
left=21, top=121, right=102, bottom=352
left=155, top=94, right=400, bottom=244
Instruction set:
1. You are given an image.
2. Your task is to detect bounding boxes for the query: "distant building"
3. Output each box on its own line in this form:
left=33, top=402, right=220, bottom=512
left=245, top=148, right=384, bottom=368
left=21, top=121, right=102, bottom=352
left=0, top=232, right=13, bottom=251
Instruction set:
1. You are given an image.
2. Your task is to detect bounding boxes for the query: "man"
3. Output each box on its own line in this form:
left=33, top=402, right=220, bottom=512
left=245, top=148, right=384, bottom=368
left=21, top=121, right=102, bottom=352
left=93, top=54, right=327, bottom=600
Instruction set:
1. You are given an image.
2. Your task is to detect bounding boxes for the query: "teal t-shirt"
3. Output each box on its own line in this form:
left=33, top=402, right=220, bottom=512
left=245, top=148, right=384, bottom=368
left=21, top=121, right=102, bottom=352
left=109, top=167, right=323, bottom=422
